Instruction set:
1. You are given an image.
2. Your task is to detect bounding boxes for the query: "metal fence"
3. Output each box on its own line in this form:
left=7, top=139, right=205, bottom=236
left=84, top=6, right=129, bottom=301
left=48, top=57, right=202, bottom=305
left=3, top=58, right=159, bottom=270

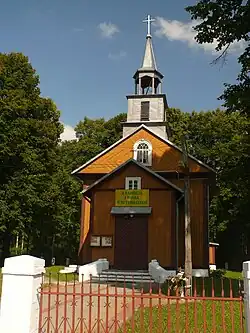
left=38, top=274, right=244, bottom=332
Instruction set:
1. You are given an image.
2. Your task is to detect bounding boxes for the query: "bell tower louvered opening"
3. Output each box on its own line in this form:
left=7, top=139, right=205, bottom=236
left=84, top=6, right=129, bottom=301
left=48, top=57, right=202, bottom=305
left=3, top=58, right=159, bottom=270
left=140, top=101, right=150, bottom=121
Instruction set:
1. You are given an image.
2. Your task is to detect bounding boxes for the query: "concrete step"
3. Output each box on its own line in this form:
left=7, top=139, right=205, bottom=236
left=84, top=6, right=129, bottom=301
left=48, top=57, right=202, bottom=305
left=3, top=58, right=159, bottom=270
left=93, top=277, right=154, bottom=283
left=99, top=273, right=152, bottom=279
left=102, top=270, right=150, bottom=276
left=91, top=270, right=154, bottom=283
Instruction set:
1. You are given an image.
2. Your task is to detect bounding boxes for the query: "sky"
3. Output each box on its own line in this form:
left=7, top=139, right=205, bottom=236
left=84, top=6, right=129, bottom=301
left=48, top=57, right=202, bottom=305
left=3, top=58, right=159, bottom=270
left=0, top=0, right=243, bottom=140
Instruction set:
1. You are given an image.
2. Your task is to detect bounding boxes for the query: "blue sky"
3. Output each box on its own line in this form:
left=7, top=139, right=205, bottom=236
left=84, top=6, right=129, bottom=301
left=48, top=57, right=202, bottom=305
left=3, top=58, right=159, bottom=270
left=0, top=0, right=242, bottom=140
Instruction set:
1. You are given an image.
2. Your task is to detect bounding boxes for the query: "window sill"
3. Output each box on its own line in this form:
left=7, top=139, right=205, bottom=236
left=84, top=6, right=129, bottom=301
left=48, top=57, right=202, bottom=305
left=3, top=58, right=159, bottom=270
left=138, top=162, right=152, bottom=167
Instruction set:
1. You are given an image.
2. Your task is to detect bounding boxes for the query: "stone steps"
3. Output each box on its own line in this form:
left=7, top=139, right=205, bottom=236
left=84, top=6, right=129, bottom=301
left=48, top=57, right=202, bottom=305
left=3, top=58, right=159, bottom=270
left=91, top=270, right=154, bottom=284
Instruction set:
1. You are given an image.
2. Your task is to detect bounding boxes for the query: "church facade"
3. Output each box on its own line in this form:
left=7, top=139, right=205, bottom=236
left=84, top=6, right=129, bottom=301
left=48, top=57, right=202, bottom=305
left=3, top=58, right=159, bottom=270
left=72, top=19, right=215, bottom=275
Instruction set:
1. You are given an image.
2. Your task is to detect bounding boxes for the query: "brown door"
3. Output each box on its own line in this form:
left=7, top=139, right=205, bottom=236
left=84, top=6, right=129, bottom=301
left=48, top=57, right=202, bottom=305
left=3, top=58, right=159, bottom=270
left=114, top=215, right=148, bottom=270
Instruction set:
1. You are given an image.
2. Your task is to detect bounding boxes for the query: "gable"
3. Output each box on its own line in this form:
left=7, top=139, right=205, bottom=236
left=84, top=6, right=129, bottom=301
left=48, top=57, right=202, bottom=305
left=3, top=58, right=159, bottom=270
left=82, top=159, right=182, bottom=196
left=96, top=162, right=176, bottom=191
left=74, top=126, right=213, bottom=175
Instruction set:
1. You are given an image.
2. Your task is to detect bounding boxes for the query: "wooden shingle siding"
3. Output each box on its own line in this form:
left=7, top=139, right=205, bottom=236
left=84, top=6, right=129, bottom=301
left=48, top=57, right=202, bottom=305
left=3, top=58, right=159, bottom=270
left=79, top=129, right=209, bottom=174
left=80, top=162, right=178, bottom=268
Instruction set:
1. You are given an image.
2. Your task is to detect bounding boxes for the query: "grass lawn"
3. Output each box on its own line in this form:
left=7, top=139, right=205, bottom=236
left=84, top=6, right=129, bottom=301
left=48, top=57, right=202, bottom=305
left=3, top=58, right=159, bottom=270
left=122, top=273, right=244, bottom=333
left=225, top=270, right=243, bottom=280
left=161, top=276, right=243, bottom=298
left=122, top=300, right=244, bottom=332
left=45, top=266, right=77, bottom=282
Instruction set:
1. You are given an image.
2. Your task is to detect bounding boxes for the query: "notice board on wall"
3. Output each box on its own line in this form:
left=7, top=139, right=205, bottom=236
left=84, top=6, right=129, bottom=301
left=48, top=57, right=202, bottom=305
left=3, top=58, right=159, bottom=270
left=115, top=189, right=149, bottom=207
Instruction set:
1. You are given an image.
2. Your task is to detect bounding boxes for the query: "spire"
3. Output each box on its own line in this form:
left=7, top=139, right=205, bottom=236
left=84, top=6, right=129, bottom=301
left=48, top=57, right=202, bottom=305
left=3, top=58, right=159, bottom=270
left=132, top=15, right=163, bottom=96
left=141, top=35, right=157, bottom=70
left=141, top=15, right=157, bottom=70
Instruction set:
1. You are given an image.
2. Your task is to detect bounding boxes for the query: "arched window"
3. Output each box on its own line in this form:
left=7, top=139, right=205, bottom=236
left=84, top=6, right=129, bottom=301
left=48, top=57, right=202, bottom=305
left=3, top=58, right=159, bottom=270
left=133, top=140, right=152, bottom=166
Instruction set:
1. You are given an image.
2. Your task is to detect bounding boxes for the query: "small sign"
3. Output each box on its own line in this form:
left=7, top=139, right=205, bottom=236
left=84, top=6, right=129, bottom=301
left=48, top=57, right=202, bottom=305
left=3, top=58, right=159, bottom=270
left=101, top=236, right=113, bottom=247
left=115, top=189, right=149, bottom=207
left=90, top=236, right=101, bottom=247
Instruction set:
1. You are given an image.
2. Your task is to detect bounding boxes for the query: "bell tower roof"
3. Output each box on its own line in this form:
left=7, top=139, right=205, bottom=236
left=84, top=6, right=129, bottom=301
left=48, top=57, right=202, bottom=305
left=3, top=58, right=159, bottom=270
left=135, top=34, right=163, bottom=80
left=133, top=15, right=163, bottom=80
left=141, top=35, right=157, bottom=70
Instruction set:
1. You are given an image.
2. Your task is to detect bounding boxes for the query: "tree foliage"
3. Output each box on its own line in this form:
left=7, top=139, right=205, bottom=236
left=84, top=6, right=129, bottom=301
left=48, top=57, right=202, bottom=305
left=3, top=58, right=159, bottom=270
left=0, top=53, right=63, bottom=263
left=186, top=0, right=250, bottom=269
left=186, top=0, right=250, bottom=115
left=0, top=53, right=125, bottom=266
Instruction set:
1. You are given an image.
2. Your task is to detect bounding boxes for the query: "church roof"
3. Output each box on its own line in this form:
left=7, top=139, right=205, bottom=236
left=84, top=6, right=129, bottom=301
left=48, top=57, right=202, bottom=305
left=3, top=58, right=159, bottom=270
left=140, top=35, right=157, bottom=71
left=81, top=158, right=183, bottom=195
left=71, top=124, right=215, bottom=175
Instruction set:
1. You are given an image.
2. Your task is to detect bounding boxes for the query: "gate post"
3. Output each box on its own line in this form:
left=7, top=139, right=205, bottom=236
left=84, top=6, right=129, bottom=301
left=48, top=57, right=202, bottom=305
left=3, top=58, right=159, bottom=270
left=243, top=260, right=250, bottom=332
left=0, top=255, right=45, bottom=333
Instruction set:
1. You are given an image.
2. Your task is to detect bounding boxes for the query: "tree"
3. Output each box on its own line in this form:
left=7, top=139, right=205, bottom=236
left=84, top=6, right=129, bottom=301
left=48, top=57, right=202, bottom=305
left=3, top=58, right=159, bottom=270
left=165, top=108, right=189, bottom=144
left=75, top=113, right=126, bottom=149
left=185, top=1, right=249, bottom=267
left=0, top=53, right=63, bottom=263
left=186, top=0, right=250, bottom=115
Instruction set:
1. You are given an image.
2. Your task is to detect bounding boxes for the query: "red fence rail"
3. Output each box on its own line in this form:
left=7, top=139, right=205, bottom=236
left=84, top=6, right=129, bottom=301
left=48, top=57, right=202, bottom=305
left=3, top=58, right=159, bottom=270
left=38, top=274, right=244, bottom=333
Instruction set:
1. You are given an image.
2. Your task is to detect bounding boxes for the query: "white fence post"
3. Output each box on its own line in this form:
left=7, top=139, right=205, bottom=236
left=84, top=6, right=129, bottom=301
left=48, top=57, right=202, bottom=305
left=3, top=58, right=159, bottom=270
left=0, top=255, right=45, bottom=333
left=243, top=260, right=250, bottom=333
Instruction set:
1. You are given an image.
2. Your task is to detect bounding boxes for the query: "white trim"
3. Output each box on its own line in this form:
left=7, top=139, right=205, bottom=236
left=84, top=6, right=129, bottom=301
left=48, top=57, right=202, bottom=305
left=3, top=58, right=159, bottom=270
left=71, top=124, right=215, bottom=175
left=133, top=139, right=152, bottom=166
left=125, top=177, right=141, bottom=190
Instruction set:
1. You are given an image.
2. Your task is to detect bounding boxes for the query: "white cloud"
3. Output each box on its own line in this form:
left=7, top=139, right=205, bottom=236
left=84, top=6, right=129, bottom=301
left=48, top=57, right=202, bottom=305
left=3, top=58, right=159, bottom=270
left=108, top=50, right=127, bottom=60
left=98, top=22, right=119, bottom=38
left=60, top=124, right=77, bottom=141
left=154, top=17, right=245, bottom=54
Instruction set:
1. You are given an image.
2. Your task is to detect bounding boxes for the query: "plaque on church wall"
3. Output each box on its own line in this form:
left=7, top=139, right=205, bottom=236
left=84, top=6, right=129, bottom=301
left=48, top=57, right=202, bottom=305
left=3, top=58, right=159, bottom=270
left=101, top=236, right=113, bottom=247
left=115, top=189, right=149, bottom=207
left=90, top=236, right=101, bottom=247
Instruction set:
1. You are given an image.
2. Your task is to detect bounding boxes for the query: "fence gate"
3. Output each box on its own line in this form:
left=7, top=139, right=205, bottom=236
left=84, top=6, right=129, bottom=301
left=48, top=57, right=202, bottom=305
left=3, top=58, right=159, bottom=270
left=38, top=274, right=244, bottom=332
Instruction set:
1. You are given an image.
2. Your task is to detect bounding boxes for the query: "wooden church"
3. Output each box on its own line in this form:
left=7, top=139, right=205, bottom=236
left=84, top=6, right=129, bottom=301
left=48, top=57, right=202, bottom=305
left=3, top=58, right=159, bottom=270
left=72, top=17, right=215, bottom=276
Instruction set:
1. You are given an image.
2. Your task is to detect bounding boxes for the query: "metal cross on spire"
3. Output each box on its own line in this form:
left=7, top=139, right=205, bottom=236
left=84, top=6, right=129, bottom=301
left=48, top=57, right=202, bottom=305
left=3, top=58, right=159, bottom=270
left=143, top=14, right=155, bottom=37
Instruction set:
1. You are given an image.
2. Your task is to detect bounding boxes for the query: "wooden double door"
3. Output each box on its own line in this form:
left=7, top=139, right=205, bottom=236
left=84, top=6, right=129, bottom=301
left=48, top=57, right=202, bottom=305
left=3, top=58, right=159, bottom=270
left=114, top=215, right=148, bottom=270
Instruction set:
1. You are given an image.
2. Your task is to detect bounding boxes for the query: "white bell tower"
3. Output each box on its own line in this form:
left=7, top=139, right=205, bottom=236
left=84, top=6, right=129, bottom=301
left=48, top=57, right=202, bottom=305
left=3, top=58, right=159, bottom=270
left=123, top=15, right=169, bottom=139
